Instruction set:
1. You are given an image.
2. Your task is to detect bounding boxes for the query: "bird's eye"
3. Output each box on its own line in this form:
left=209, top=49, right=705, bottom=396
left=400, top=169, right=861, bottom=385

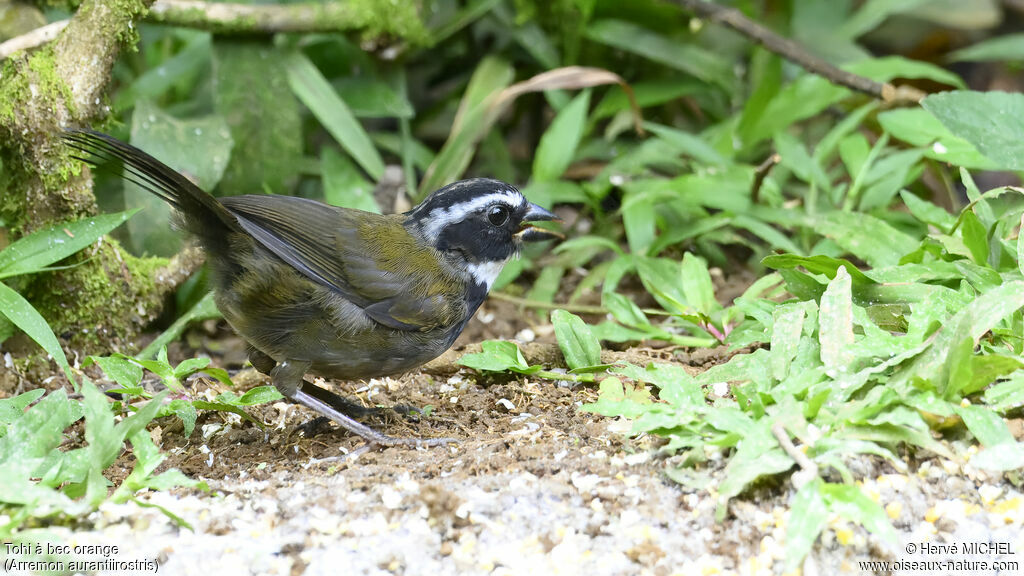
left=488, top=205, right=510, bottom=227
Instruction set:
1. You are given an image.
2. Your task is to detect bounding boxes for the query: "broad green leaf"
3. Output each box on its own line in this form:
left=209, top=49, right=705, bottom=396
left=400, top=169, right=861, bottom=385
left=0, top=389, right=45, bottom=426
left=821, top=482, right=897, bottom=544
left=321, top=146, right=379, bottom=213
left=237, top=386, right=285, bottom=406
left=959, top=209, right=990, bottom=266
left=771, top=302, right=811, bottom=382
left=743, top=75, right=848, bottom=147
left=636, top=257, right=687, bottom=314
left=951, top=33, right=1024, bottom=62
left=922, top=91, right=1024, bottom=171
left=86, top=356, right=143, bottom=390
left=114, top=32, right=212, bottom=112
left=878, top=108, right=995, bottom=169
left=0, top=210, right=136, bottom=279
left=584, top=19, right=733, bottom=89
left=953, top=404, right=1014, bottom=448
left=418, top=57, right=513, bottom=196
left=819, top=267, right=854, bottom=375
left=894, top=281, right=1024, bottom=394
left=761, top=254, right=874, bottom=285
left=592, top=80, right=702, bottom=122
left=128, top=100, right=233, bottom=256
left=214, top=40, right=302, bottom=196
left=900, top=191, right=956, bottom=232
left=533, top=90, right=591, bottom=182
left=459, top=340, right=532, bottom=373
left=287, top=51, right=384, bottom=180
left=581, top=377, right=653, bottom=419
left=680, top=253, right=716, bottom=316
left=551, top=310, right=601, bottom=370
left=333, top=78, right=414, bottom=118
left=845, top=56, right=965, bottom=89
left=774, top=130, right=829, bottom=189
left=646, top=122, right=728, bottom=166
left=813, top=212, right=917, bottom=268
left=0, top=282, right=73, bottom=381
left=786, top=479, right=828, bottom=570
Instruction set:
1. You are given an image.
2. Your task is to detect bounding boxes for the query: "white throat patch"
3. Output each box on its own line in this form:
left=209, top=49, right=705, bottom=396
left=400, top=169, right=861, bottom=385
left=466, top=260, right=506, bottom=291
left=421, top=190, right=525, bottom=242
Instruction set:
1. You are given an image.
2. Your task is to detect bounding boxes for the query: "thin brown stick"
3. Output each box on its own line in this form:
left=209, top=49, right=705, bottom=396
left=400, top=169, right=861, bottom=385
left=669, top=0, right=926, bottom=105
left=751, top=153, right=780, bottom=204
left=771, top=422, right=818, bottom=487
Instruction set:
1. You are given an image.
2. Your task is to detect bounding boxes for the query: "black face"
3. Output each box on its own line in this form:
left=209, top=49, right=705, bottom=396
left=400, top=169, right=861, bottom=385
left=407, top=178, right=560, bottom=263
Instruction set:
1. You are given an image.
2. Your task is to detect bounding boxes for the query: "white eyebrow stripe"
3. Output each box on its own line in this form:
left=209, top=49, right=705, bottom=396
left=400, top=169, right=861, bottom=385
left=421, top=189, right=525, bottom=241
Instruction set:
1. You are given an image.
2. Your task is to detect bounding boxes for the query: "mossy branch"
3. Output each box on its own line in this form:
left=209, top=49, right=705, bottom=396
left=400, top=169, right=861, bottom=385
left=0, top=0, right=428, bottom=60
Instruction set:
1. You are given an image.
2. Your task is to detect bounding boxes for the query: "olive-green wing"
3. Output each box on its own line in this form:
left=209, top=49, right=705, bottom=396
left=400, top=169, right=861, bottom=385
left=221, top=195, right=462, bottom=331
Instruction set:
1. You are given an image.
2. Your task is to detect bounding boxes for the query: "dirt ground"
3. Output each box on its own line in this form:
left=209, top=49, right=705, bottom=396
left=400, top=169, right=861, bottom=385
left=8, top=294, right=1024, bottom=575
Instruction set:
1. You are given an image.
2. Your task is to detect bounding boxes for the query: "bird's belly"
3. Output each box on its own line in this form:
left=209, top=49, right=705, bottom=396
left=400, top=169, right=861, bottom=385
left=215, top=263, right=460, bottom=380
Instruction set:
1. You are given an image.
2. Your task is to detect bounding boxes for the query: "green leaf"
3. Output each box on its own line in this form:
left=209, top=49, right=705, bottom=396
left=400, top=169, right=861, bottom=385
left=0, top=210, right=131, bottom=278
left=584, top=19, right=733, bottom=89
left=214, top=39, right=303, bottom=196
left=533, top=90, right=591, bottom=182
left=878, top=108, right=995, bottom=169
left=953, top=404, right=1014, bottom=448
left=821, top=482, right=897, bottom=544
left=459, top=340, right=533, bottom=373
left=894, top=281, right=1024, bottom=394
left=813, top=212, right=917, bottom=268
left=333, top=78, right=414, bottom=118
left=762, top=254, right=874, bottom=285
left=128, top=100, right=233, bottom=256
left=114, top=32, right=212, bottom=112
left=0, top=389, right=45, bottom=426
left=166, top=399, right=198, bottom=437
left=321, top=146, right=379, bottom=213
left=819, top=267, right=855, bottom=375
left=900, top=191, right=956, bottom=232
left=959, top=209, right=990, bottom=266
left=922, top=91, right=1024, bottom=171
left=286, top=51, right=384, bottom=180
left=771, top=302, right=811, bottom=382
left=786, top=479, right=828, bottom=569
left=0, top=282, right=73, bottom=381
left=551, top=310, right=601, bottom=370
left=236, top=386, right=285, bottom=406
left=680, top=253, right=716, bottom=317
left=636, top=257, right=687, bottom=314
left=86, top=356, right=143, bottom=390
left=581, top=377, right=653, bottom=418
left=951, top=33, right=1024, bottom=62
left=418, top=56, right=513, bottom=197
left=845, top=56, right=965, bottom=89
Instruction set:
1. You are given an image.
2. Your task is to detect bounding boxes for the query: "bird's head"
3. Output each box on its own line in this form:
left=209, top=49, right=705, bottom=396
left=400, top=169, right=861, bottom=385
left=406, top=178, right=561, bottom=290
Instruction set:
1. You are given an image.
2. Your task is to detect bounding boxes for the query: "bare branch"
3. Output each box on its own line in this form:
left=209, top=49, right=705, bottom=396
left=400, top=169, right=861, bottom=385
left=0, top=20, right=68, bottom=61
left=669, top=0, right=927, bottom=105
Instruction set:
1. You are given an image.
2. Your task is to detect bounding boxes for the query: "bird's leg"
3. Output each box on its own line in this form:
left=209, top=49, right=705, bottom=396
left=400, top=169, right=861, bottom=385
left=270, top=359, right=456, bottom=448
left=248, top=348, right=377, bottom=420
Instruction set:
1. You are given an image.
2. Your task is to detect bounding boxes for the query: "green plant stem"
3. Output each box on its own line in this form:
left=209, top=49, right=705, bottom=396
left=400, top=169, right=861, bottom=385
left=489, top=290, right=670, bottom=316
left=532, top=370, right=597, bottom=383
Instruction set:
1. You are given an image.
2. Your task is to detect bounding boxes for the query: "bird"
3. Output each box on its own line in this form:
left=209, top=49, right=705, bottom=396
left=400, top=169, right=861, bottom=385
left=63, top=129, right=561, bottom=448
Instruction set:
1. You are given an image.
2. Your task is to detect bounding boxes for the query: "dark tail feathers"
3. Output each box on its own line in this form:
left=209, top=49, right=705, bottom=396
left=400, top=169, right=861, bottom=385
left=62, top=130, right=241, bottom=250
